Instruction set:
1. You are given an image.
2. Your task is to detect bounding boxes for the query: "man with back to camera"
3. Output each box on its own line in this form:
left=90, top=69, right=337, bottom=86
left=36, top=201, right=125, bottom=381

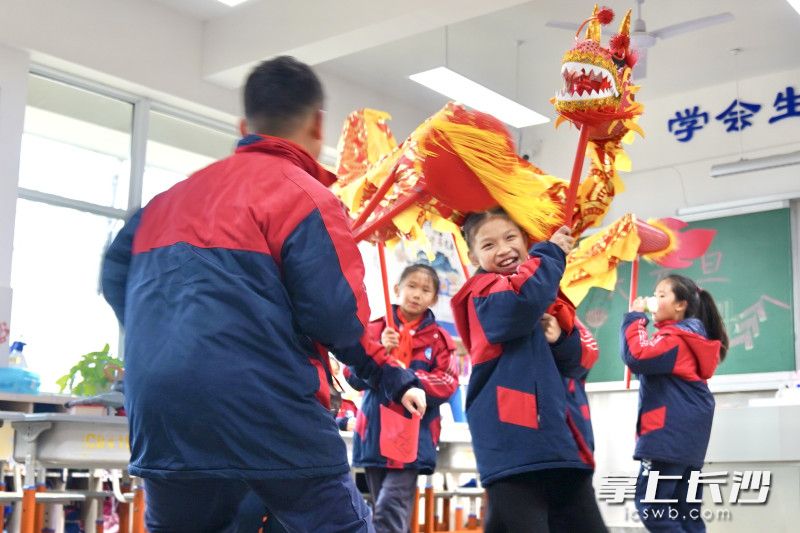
left=101, top=56, right=427, bottom=533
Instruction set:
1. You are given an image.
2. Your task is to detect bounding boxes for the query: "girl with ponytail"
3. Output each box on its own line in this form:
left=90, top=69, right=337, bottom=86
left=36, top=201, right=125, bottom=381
left=621, top=274, right=728, bottom=532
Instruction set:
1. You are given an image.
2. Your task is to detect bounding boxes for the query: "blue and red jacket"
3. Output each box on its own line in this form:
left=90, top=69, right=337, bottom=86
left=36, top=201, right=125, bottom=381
left=348, top=307, right=458, bottom=474
left=621, top=313, right=721, bottom=468
left=450, top=242, right=593, bottom=485
left=101, top=135, right=417, bottom=480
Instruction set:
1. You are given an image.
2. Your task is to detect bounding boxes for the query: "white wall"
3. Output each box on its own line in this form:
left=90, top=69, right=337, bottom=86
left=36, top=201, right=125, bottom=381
left=0, top=44, right=28, bottom=288
left=529, top=67, right=800, bottom=221
left=0, top=0, right=239, bottom=121
left=0, top=43, right=29, bottom=361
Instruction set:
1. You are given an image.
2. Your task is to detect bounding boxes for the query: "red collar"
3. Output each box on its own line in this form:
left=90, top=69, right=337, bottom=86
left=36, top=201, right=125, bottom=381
left=654, top=320, right=678, bottom=329
left=236, top=134, right=336, bottom=187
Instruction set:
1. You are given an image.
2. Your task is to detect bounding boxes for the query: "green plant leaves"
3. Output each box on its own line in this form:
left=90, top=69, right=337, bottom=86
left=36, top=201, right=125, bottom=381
left=56, top=343, right=123, bottom=397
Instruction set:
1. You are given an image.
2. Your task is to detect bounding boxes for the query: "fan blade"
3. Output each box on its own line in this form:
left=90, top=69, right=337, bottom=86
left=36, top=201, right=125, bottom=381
left=633, top=48, right=648, bottom=80
left=545, top=20, right=580, bottom=31
left=651, top=12, right=734, bottom=40
left=631, top=32, right=657, bottom=49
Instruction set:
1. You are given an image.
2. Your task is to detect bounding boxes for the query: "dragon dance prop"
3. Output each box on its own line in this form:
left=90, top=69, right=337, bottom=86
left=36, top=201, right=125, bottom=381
left=333, top=7, right=645, bottom=250
left=331, top=6, right=714, bottom=387
left=560, top=216, right=716, bottom=308
left=553, top=5, right=643, bottom=227
left=333, top=6, right=645, bottom=300
left=335, top=103, right=562, bottom=247
left=548, top=6, right=715, bottom=385
left=563, top=212, right=715, bottom=387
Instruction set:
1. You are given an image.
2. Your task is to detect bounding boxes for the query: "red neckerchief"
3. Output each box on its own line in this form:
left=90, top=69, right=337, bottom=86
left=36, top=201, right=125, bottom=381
left=395, top=312, right=424, bottom=369
left=236, top=134, right=336, bottom=186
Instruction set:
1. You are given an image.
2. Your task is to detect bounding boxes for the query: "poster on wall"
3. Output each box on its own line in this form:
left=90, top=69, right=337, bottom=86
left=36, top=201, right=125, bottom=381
left=360, top=224, right=470, bottom=338
left=0, top=286, right=12, bottom=366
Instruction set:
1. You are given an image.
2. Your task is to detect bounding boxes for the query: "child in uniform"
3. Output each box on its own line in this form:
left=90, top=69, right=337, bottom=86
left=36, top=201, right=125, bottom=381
left=349, top=264, right=458, bottom=533
left=622, top=274, right=728, bottom=532
left=450, top=208, right=607, bottom=533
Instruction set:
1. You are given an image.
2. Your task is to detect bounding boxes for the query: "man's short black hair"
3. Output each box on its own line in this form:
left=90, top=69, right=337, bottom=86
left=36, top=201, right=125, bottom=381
left=243, top=56, right=324, bottom=137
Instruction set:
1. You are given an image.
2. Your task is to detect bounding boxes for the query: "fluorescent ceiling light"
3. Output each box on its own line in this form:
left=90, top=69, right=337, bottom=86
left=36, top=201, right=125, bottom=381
left=410, top=67, right=550, bottom=128
left=710, top=151, right=800, bottom=177
left=787, top=1, right=800, bottom=16
left=217, top=0, right=249, bottom=7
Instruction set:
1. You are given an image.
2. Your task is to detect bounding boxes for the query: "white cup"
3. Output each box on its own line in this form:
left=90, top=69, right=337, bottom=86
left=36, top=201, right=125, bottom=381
left=644, top=296, right=658, bottom=313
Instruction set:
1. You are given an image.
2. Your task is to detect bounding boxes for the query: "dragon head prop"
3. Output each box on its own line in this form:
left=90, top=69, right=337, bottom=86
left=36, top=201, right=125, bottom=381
left=553, top=5, right=644, bottom=143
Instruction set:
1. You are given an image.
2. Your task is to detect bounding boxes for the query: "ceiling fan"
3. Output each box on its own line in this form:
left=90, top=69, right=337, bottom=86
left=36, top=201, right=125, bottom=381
left=545, top=0, right=734, bottom=78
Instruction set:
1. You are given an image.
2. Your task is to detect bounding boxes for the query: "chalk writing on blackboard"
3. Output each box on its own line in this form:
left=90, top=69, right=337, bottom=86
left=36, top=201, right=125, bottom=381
left=730, top=295, right=791, bottom=351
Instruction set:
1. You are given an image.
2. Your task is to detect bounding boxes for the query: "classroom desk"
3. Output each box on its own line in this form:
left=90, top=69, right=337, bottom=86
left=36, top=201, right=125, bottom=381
left=0, top=392, right=74, bottom=462
left=6, top=416, right=473, bottom=477
left=11, top=413, right=129, bottom=469
left=0, top=415, right=474, bottom=533
left=0, top=412, right=136, bottom=533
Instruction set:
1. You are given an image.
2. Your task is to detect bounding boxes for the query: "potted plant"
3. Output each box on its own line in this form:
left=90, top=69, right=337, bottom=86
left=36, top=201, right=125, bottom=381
left=56, top=344, right=123, bottom=396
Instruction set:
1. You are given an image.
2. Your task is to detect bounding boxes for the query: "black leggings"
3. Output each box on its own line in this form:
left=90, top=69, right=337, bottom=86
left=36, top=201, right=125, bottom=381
left=484, top=468, right=607, bottom=533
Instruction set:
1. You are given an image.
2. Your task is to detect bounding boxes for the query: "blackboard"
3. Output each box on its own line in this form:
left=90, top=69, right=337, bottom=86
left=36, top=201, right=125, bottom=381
left=578, top=208, right=796, bottom=383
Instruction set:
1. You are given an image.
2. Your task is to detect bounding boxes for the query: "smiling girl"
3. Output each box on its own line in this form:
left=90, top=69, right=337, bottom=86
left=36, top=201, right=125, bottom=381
left=450, top=208, right=606, bottom=533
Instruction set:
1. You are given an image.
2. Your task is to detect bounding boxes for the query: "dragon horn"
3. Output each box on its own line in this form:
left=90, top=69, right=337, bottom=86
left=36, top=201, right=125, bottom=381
left=575, top=5, right=602, bottom=43
left=586, top=5, right=602, bottom=43
left=619, top=9, right=631, bottom=38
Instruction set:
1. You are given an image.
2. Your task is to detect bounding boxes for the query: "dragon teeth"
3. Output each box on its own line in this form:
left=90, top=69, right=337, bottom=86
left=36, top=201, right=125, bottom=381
left=557, top=86, right=616, bottom=102
left=560, top=61, right=618, bottom=95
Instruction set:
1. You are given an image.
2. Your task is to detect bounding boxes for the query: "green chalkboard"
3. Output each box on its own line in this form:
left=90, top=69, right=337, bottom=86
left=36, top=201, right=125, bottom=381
left=579, top=208, right=796, bottom=383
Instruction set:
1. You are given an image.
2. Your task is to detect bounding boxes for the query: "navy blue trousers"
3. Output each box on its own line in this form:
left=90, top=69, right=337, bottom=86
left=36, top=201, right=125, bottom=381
left=144, top=472, right=373, bottom=533
left=635, top=460, right=705, bottom=532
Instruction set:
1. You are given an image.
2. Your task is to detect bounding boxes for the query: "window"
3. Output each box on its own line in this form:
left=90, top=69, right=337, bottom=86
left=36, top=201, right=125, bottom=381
left=11, top=71, right=237, bottom=392
left=142, top=111, right=237, bottom=205
left=21, top=75, right=132, bottom=209
left=11, top=201, right=123, bottom=391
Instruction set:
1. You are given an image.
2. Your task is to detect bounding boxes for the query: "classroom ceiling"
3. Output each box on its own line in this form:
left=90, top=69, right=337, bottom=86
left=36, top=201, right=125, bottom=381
left=151, top=0, right=239, bottom=20
left=149, top=0, right=800, bottom=124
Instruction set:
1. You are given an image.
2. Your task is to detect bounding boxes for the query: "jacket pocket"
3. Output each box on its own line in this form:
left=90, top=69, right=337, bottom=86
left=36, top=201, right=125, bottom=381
left=638, top=406, right=667, bottom=436
left=496, top=385, right=539, bottom=429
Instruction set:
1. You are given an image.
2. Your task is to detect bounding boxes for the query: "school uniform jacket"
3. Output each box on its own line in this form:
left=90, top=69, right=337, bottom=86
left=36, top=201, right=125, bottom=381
left=621, top=313, right=721, bottom=467
left=450, top=242, right=593, bottom=485
left=101, top=135, right=417, bottom=480
left=349, top=307, right=458, bottom=474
